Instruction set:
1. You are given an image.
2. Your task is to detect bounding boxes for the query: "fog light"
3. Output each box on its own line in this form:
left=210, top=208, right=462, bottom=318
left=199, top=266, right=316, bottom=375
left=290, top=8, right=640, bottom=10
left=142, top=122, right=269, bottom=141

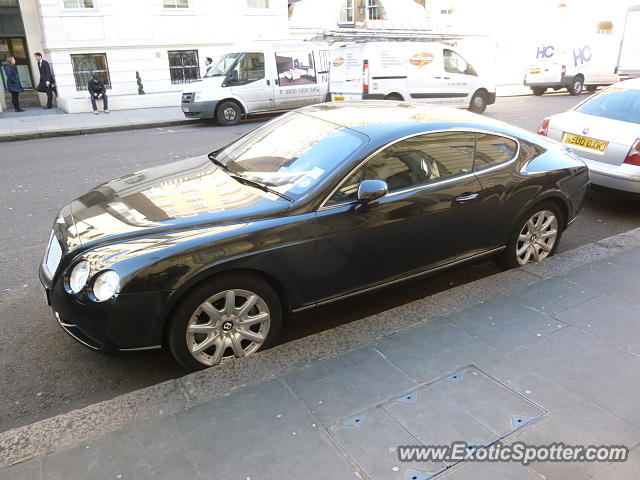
left=92, top=271, right=120, bottom=302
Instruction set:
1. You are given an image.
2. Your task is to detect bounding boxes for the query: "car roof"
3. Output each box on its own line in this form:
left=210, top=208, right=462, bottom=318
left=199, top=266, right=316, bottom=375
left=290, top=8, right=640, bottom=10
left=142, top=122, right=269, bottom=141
left=297, top=101, right=508, bottom=137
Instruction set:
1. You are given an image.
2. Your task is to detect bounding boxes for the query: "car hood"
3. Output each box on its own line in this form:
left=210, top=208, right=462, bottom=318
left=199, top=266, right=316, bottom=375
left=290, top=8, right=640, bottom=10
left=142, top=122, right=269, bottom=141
left=66, top=155, right=290, bottom=250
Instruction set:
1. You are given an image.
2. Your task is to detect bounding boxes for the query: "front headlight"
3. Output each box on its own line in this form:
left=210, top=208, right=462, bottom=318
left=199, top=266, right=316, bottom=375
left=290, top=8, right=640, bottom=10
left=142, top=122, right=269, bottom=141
left=92, top=271, right=120, bottom=302
left=68, top=261, right=90, bottom=294
left=193, top=91, right=202, bottom=102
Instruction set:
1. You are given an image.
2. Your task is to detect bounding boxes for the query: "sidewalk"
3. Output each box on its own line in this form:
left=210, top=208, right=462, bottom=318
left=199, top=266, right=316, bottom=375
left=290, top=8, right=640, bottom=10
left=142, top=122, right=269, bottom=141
left=0, top=86, right=532, bottom=142
left=2, top=229, right=639, bottom=480
left=0, top=106, right=197, bottom=142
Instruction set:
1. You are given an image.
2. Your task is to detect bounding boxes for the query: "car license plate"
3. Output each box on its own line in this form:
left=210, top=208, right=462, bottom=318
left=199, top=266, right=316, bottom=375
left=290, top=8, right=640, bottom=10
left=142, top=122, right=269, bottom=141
left=529, top=70, right=541, bottom=74
left=333, top=96, right=344, bottom=101
left=562, top=133, right=608, bottom=152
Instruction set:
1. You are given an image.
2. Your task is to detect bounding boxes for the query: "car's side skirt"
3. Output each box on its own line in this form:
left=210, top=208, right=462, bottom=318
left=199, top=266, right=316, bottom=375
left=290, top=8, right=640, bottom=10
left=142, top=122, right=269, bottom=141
left=292, top=246, right=506, bottom=313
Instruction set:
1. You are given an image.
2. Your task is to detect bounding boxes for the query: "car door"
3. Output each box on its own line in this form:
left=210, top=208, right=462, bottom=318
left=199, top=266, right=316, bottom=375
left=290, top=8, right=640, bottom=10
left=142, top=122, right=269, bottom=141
left=228, top=51, right=273, bottom=113
left=406, top=47, right=449, bottom=105
left=442, top=49, right=480, bottom=107
left=313, top=131, right=483, bottom=303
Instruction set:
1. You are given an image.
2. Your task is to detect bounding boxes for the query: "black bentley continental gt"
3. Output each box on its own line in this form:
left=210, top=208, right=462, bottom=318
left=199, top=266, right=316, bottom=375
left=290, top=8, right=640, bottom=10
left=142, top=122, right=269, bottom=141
left=40, top=102, right=589, bottom=369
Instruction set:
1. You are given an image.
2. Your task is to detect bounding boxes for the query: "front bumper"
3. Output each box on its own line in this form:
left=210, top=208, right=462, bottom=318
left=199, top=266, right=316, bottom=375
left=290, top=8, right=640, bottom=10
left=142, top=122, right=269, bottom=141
left=181, top=99, right=218, bottom=119
left=524, top=76, right=573, bottom=88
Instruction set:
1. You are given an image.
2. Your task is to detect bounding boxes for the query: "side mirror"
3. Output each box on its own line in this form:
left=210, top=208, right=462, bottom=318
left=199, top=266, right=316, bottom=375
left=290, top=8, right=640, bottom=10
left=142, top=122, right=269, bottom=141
left=226, top=70, right=239, bottom=84
left=357, top=179, right=388, bottom=206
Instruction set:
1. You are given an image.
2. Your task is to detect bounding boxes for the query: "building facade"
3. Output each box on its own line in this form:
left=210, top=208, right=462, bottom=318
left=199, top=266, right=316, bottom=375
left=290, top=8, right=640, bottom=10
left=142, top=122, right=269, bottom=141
left=1, top=0, right=289, bottom=112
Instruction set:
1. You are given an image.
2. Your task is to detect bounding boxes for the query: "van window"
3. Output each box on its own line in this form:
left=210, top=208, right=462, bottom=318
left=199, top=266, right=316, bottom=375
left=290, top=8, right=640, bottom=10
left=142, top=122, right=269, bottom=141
left=474, top=134, right=519, bottom=170
left=443, top=49, right=477, bottom=76
left=275, top=51, right=317, bottom=86
left=228, top=52, right=265, bottom=85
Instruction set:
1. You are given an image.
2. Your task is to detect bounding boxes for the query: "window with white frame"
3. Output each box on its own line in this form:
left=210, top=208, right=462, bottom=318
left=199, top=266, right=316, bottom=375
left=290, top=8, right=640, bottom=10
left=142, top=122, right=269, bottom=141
left=63, top=0, right=94, bottom=8
left=163, top=0, right=188, bottom=8
left=247, top=0, right=268, bottom=8
left=367, top=0, right=383, bottom=20
left=339, top=0, right=353, bottom=24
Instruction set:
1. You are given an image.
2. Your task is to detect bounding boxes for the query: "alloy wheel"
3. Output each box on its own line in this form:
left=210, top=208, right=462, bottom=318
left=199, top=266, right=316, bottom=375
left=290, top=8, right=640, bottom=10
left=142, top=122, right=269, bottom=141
left=186, top=289, right=270, bottom=366
left=515, top=210, right=558, bottom=266
left=223, top=107, right=237, bottom=121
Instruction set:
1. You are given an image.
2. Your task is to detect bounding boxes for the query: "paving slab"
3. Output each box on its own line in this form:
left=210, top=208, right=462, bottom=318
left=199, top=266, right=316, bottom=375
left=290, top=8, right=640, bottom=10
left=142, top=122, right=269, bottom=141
left=282, top=347, right=416, bottom=425
left=0, top=458, right=41, bottom=480
left=555, top=295, right=640, bottom=354
left=512, top=278, right=600, bottom=315
left=439, top=460, right=544, bottom=479
left=561, top=259, right=640, bottom=306
left=446, top=296, right=565, bottom=353
left=174, top=379, right=357, bottom=480
left=330, top=408, right=446, bottom=480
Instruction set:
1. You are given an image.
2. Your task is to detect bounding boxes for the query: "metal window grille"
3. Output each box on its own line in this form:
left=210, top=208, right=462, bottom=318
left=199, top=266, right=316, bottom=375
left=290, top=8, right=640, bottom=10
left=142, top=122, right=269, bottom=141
left=71, top=53, right=111, bottom=91
left=247, top=0, right=268, bottom=8
left=168, top=50, right=200, bottom=84
left=163, top=0, right=188, bottom=8
left=63, top=0, right=94, bottom=8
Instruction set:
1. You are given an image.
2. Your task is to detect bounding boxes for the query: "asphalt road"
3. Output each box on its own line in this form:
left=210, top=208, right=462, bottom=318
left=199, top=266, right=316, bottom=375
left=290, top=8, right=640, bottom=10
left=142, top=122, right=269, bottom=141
left=1, top=92, right=639, bottom=432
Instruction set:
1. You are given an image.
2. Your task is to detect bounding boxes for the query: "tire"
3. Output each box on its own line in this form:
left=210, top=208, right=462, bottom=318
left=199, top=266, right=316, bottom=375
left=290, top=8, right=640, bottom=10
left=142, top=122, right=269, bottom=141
left=494, top=201, right=564, bottom=270
left=531, top=87, right=546, bottom=96
left=385, top=93, right=404, bottom=101
left=216, top=100, right=242, bottom=126
left=167, top=273, right=282, bottom=371
left=586, top=85, right=597, bottom=93
left=468, top=90, right=487, bottom=114
left=568, top=76, right=584, bottom=96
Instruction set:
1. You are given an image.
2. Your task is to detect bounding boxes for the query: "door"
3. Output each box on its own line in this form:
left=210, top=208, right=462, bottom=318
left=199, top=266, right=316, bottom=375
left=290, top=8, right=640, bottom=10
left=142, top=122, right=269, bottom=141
left=441, top=48, right=480, bottom=106
left=0, top=38, right=34, bottom=90
left=314, top=131, right=484, bottom=303
left=406, top=47, right=449, bottom=105
left=273, top=49, right=322, bottom=109
left=228, top=51, right=273, bottom=113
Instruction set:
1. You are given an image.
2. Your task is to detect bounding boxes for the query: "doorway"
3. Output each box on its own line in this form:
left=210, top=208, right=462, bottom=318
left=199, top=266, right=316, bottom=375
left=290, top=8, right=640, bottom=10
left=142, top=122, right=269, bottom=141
left=1, top=37, right=34, bottom=90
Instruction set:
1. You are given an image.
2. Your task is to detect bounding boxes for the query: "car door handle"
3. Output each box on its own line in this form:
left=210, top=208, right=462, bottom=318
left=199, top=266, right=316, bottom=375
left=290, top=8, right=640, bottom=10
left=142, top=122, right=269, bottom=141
left=455, top=193, right=479, bottom=203
left=443, top=76, right=451, bottom=80
left=266, top=79, right=270, bottom=86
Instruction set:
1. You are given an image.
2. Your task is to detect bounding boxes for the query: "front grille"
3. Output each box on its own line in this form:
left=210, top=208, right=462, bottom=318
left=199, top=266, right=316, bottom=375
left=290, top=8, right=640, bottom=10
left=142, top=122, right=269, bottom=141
left=182, top=92, right=194, bottom=104
left=44, top=231, right=62, bottom=278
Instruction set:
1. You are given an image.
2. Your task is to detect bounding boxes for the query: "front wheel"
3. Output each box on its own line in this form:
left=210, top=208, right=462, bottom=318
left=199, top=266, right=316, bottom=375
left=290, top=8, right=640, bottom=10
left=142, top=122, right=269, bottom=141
left=495, top=202, right=563, bottom=269
left=216, top=100, right=242, bottom=126
left=168, top=274, right=282, bottom=370
left=568, top=76, right=583, bottom=96
left=468, top=90, right=487, bottom=114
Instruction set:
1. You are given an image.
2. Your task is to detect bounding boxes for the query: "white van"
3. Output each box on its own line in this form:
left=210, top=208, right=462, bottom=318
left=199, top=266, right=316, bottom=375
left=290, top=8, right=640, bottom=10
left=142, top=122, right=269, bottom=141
left=524, top=37, right=620, bottom=95
left=616, top=5, right=640, bottom=78
left=329, top=41, right=496, bottom=113
left=182, top=40, right=330, bottom=125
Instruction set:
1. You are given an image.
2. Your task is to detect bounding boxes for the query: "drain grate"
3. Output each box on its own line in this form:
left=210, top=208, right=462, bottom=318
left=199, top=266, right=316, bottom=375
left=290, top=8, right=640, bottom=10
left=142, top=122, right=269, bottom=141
left=329, top=366, right=547, bottom=480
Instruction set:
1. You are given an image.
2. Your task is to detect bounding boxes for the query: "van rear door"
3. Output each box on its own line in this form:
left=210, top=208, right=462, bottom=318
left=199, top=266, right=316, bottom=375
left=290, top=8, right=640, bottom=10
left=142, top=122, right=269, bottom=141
left=330, top=46, right=364, bottom=100
left=273, top=48, right=324, bottom=109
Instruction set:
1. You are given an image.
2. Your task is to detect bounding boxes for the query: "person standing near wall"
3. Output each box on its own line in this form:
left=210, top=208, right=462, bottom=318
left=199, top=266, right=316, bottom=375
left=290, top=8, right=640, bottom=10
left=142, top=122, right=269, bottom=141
left=205, top=57, right=214, bottom=75
left=34, top=52, right=55, bottom=109
left=2, top=56, right=25, bottom=112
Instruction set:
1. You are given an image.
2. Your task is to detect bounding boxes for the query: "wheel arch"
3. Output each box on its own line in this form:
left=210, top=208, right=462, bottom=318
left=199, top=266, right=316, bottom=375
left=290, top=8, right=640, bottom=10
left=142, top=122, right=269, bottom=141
left=214, top=97, right=247, bottom=119
left=384, top=92, right=404, bottom=101
left=159, top=266, right=292, bottom=347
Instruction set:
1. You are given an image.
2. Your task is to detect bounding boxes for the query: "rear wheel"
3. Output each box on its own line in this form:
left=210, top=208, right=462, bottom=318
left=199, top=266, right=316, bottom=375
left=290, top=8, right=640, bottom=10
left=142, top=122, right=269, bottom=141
left=385, top=93, right=404, bottom=101
left=216, top=100, right=242, bottom=126
left=495, top=201, right=563, bottom=269
left=168, top=273, right=282, bottom=370
left=531, top=86, right=547, bottom=96
left=568, top=76, right=584, bottom=96
left=468, top=90, right=487, bottom=114
left=586, top=85, right=598, bottom=93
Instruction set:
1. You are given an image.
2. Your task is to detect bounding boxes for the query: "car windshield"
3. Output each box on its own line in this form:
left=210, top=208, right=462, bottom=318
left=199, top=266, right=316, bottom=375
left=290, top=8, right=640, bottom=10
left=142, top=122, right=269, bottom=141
left=213, top=112, right=370, bottom=200
left=205, top=53, right=242, bottom=77
left=576, top=86, right=640, bottom=124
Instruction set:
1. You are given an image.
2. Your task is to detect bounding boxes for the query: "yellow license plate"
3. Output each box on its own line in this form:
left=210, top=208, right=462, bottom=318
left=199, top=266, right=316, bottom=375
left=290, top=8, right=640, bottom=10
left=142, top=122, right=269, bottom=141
left=562, top=133, right=608, bottom=152
left=529, top=70, right=541, bottom=74
left=333, top=96, right=344, bottom=101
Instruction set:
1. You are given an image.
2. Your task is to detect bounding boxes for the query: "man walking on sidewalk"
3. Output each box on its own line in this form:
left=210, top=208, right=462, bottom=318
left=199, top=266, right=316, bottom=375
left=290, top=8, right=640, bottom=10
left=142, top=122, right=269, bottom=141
left=34, top=52, right=55, bottom=109
left=2, top=56, right=25, bottom=112
left=88, top=74, right=109, bottom=114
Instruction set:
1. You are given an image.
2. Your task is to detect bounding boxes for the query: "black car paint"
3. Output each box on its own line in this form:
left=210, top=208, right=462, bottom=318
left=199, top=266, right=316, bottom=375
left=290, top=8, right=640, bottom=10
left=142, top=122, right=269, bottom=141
left=40, top=103, right=589, bottom=351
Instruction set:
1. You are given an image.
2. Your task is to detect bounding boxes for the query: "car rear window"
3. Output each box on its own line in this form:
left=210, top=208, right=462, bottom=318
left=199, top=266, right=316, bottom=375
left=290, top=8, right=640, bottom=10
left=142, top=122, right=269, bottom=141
left=576, top=86, right=640, bottom=124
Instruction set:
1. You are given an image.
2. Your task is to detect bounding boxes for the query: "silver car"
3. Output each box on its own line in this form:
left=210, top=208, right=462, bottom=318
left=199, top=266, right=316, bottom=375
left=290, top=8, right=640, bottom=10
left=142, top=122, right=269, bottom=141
left=538, top=78, right=640, bottom=193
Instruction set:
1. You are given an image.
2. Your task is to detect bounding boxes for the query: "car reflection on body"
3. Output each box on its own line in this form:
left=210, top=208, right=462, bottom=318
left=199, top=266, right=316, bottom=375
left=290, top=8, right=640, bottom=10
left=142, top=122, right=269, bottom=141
left=40, top=102, right=589, bottom=370
left=538, top=78, right=640, bottom=193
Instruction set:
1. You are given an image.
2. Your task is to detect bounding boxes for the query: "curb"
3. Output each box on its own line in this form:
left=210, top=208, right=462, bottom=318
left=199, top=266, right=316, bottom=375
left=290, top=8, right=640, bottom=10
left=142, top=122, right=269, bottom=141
left=0, top=118, right=201, bottom=142
left=2, top=227, right=640, bottom=468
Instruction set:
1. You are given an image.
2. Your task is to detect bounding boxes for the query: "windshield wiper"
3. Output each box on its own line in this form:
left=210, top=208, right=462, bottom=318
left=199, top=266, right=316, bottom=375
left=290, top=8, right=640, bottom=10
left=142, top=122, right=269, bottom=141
left=208, top=152, right=229, bottom=171
left=229, top=174, right=293, bottom=202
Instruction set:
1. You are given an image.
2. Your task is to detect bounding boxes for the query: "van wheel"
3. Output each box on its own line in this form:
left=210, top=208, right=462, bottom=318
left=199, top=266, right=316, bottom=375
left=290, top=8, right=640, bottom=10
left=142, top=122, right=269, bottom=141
left=216, top=101, right=242, bottom=126
left=568, top=76, right=584, bottom=96
left=468, top=90, right=487, bottom=114
left=531, top=87, right=546, bottom=96
left=586, top=85, right=597, bottom=93
left=385, top=93, right=403, bottom=101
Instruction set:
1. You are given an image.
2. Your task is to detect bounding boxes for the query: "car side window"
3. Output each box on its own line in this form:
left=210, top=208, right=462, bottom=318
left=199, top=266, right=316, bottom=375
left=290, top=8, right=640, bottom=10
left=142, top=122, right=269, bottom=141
left=363, top=132, right=475, bottom=192
left=326, top=167, right=364, bottom=205
left=443, top=49, right=477, bottom=76
left=230, top=52, right=265, bottom=85
left=474, top=133, right=518, bottom=170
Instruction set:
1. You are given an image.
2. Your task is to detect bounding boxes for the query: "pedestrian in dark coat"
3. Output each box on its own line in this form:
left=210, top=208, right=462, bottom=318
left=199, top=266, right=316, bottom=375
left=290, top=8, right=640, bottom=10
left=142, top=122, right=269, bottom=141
left=88, top=74, right=109, bottom=114
left=2, top=56, right=25, bottom=112
left=34, top=52, right=55, bottom=109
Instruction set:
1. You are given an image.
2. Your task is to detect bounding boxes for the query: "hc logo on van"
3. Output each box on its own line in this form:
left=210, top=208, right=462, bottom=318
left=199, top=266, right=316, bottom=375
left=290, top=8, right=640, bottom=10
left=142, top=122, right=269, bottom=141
left=536, top=45, right=555, bottom=59
left=573, top=45, right=592, bottom=67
